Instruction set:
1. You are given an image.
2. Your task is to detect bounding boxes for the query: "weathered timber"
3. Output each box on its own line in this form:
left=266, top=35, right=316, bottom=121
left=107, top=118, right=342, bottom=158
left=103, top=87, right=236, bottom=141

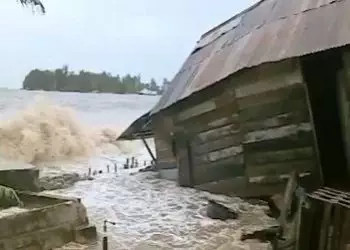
left=230, top=59, right=300, bottom=88
left=343, top=50, right=350, bottom=96
left=243, top=131, right=314, bottom=153
left=194, top=145, right=243, bottom=164
left=195, top=177, right=246, bottom=195
left=235, top=70, right=302, bottom=98
left=196, top=123, right=240, bottom=143
left=177, top=99, right=216, bottom=121
left=245, top=147, right=314, bottom=165
left=246, top=160, right=314, bottom=178
left=141, top=137, right=156, bottom=163
left=154, top=136, right=173, bottom=150
left=192, top=133, right=243, bottom=155
left=193, top=161, right=245, bottom=185
left=176, top=131, right=194, bottom=187
left=155, top=155, right=176, bottom=166
left=296, top=200, right=317, bottom=250
left=243, top=123, right=312, bottom=144
left=339, top=210, right=350, bottom=249
left=242, top=111, right=310, bottom=133
left=154, top=135, right=176, bottom=168
left=239, top=98, right=308, bottom=122
left=318, top=203, right=332, bottom=250
left=176, top=87, right=239, bottom=122
left=331, top=205, right=344, bottom=250
left=279, top=172, right=298, bottom=230
left=237, top=83, right=306, bottom=109
left=177, top=108, right=239, bottom=134
left=194, top=153, right=244, bottom=170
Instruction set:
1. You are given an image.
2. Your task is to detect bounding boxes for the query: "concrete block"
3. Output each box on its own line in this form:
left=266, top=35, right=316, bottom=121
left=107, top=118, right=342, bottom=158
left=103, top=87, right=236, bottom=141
left=74, top=225, right=97, bottom=244
left=0, top=160, right=39, bottom=192
left=159, top=168, right=178, bottom=181
left=0, top=192, right=93, bottom=250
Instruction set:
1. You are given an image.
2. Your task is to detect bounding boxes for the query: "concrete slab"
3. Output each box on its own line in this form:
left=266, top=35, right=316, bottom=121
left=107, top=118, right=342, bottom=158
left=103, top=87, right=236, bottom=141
left=159, top=168, right=178, bottom=181
left=0, top=192, right=95, bottom=250
left=0, top=159, right=39, bottom=191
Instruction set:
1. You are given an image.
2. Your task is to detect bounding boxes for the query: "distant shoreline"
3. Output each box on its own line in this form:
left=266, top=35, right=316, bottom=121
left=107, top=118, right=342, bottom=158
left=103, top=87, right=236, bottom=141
left=22, top=66, right=169, bottom=96
left=21, top=88, right=161, bottom=96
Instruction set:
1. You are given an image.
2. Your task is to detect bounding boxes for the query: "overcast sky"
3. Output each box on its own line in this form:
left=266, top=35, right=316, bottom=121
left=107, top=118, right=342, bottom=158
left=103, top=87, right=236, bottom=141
left=0, top=0, right=257, bottom=88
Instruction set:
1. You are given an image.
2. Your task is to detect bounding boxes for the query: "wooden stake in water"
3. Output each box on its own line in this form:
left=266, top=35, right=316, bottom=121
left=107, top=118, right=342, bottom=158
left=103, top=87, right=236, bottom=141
left=131, top=157, right=135, bottom=168
left=114, top=163, right=117, bottom=173
left=126, top=158, right=130, bottom=169
left=88, top=168, right=91, bottom=177
left=107, top=164, right=110, bottom=173
left=103, top=220, right=116, bottom=250
left=103, top=221, right=108, bottom=250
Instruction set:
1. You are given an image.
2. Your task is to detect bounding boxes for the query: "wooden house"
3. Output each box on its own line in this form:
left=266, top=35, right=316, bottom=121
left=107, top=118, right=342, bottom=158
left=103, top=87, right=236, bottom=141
left=119, top=0, right=350, bottom=197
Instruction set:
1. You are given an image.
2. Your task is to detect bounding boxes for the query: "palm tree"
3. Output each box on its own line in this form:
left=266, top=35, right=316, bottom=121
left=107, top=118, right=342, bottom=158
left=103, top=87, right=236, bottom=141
left=19, top=0, right=45, bottom=13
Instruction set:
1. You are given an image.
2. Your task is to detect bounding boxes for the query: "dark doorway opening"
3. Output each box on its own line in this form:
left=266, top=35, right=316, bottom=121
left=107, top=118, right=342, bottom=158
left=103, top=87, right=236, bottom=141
left=301, top=50, right=349, bottom=188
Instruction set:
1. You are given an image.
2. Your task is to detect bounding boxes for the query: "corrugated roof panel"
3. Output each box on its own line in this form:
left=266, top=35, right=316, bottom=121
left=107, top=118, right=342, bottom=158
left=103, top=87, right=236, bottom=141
left=151, top=0, right=350, bottom=115
left=196, top=16, right=242, bottom=49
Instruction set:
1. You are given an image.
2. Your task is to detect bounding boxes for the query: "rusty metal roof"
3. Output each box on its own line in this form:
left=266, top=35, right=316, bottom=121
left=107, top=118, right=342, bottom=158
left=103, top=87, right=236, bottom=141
left=117, top=112, right=153, bottom=140
left=151, top=0, right=350, bottom=115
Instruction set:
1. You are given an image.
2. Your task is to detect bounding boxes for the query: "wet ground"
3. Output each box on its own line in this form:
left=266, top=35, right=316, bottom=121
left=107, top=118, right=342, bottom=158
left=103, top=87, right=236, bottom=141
left=43, top=161, right=276, bottom=250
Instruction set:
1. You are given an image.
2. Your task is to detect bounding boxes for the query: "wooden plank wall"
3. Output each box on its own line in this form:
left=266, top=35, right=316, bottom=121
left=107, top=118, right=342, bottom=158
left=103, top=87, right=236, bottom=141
left=173, top=59, right=317, bottom=193
left=339, top=50, right=350, bottom=173
left=237, top=60, right=316, bottom=184
left=153, top=116, right=177, bottom=170
left=174, top=80, right=245, bottom=186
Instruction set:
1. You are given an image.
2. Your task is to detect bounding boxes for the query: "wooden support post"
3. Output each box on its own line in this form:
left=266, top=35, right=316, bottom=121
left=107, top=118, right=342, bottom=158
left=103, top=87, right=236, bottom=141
left=141, top=137, right=156, bottom=163
left=131, top=157, right=135, bottom=168
left=318, top=203, right=332, bottom=250
left=339, top=210, right=350, bottom=250
left=126, top=158, right=130, bottom=169
left=331, top=205, right=344, bottom=250
left=280, top=171, right=298, bottom=231
left=114, top=163, right=117, bottom=173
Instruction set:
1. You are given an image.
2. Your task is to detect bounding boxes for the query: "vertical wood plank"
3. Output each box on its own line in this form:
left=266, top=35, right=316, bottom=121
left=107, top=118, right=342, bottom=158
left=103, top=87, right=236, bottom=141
left=339, top=210, right=350, bottom=250
left=331, top=205, right=344, bottom=250
left=297, top=200, right=316, bottom=250
left=318, top=203, right=332, bottom=250
left=309, top=200, right=324, bottom=250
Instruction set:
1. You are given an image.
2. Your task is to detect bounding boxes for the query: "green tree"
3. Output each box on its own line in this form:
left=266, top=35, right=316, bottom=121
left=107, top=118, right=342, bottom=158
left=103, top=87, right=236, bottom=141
left=22, top=67, right=165, bottom=95
left=161, top=78, right=171, bottom=94
left=149, top=78, right=159, bottom=92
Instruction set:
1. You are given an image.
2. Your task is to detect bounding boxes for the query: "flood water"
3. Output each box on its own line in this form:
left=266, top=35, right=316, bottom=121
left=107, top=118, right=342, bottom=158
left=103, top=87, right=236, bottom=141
left=0, top=89, right=276, bottom=249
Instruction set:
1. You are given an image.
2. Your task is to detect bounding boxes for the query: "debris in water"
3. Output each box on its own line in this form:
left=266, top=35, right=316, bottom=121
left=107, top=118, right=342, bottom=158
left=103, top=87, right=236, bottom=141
left=39, top=172, right=94, bottom=191
left=241, top=226, right=281, bottom=243
left=206, top=199, right=238, bottom=221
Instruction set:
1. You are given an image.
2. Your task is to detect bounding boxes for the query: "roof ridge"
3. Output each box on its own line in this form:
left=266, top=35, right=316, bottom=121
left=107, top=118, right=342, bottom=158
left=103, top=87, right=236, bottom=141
left=200, top=0, right=266, bottom=40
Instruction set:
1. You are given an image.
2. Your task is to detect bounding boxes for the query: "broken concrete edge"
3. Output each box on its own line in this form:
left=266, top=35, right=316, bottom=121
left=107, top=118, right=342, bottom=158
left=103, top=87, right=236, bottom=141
left=0, top=191, right=96, bottom=249
left=17, top=190, right=81, bottom=203
left=74, top=225, right=98, bottom=245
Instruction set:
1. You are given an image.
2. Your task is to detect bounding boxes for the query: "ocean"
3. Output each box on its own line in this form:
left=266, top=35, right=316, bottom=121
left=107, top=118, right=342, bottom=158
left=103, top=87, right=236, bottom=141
left=0, top=89, right=275, bottom=250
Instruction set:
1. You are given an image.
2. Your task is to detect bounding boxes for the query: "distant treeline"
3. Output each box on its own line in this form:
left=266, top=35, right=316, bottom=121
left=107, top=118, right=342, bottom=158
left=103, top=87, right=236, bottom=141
left=22, top=65, right=170, bottom=94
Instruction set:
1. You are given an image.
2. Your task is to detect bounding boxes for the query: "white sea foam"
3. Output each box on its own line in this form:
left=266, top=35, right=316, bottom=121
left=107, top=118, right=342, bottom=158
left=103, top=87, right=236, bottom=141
left=0, top=90, right=273, bottom=250
left=47, top=171, right=276, bottom=250
left=0, top=97, right=145, bottom=164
